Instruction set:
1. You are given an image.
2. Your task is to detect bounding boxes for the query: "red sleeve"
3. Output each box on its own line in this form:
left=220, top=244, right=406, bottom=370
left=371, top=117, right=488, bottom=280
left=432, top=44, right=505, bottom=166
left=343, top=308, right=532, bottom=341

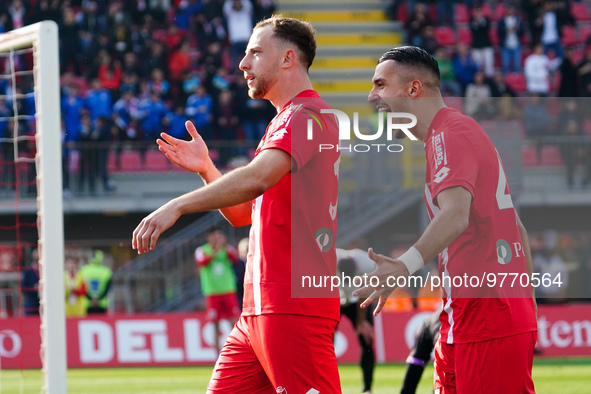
left=428, top=130, right=478, bottom=207
left=195, top=246, right=213, bottom=268
left=259, top=103, right=321, bottom=172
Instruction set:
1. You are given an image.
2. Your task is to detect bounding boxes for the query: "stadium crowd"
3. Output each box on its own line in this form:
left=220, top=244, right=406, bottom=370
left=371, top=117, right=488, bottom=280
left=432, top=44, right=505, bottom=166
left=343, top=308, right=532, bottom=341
left=0, top=0, right=277, bottom=192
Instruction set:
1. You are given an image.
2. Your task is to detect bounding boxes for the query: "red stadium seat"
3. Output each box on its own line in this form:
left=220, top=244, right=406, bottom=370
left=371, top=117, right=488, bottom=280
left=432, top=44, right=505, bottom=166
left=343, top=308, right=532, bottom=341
left=571, top=2, right=591, bottom=22
left=458, top=27, right=472, bottom=44
left=144, top=150, right=169, bottom=171
left=584, top=120, right=591, bottom=135
left=119, top=150, right=142, bottom=172
left=540, top=145, right=564, bottom=166
left=435, top=27, right=456, bottom=47
left=397, top=3, right=407, bottom=22
left=579, top=24, right=591, bottom=44
left=495, top=3, right=506, bottom=21
left=505, top=72, right=527, bottom=93
left=107, top=151, right=116, bottom=172
left=572, top=47, right=585, bottom=64
left=455, top=4, right=469, bottom=23
left=481, top=3, right=493, bottom=19
left=561, top=26, right=578, bottom=46
left=522, top=145, right=538, bottom=167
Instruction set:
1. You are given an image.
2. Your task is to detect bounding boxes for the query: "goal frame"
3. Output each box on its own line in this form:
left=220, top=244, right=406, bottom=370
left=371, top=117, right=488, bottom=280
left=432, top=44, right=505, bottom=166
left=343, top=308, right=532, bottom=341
left=0, top=21, right=67, bottom=393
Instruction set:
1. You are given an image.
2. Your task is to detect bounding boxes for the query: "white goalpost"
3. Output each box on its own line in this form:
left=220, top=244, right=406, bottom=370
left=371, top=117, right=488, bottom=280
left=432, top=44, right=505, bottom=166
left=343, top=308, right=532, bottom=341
left=0, top=21, right=67, bottom=393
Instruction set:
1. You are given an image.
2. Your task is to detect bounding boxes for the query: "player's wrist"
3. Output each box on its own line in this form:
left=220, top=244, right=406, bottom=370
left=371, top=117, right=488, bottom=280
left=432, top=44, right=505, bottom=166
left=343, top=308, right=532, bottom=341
left=397, top=247, right=424, bottom=276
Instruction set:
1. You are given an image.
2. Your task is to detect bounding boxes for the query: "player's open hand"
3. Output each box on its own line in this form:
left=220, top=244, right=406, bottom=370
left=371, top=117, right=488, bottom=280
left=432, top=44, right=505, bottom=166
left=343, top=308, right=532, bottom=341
left=132, top=201, right=182, bottom=254
left=352, top=248, right=410, bottom=316
left=157, top=121, right=212, bottom=173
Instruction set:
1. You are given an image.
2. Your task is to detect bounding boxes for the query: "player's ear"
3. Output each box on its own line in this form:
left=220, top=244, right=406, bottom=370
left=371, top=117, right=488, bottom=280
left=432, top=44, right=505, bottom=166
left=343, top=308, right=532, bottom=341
left=408, top=80, right=422, bottom=97
left=282, top=49, right=296, bottom=69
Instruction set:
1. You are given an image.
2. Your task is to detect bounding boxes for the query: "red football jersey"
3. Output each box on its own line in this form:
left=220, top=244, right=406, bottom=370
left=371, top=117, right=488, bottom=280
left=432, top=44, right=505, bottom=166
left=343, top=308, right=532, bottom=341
left=241, top=90, right=341, bottom=321
left=424, top=107, right=537, bottom=344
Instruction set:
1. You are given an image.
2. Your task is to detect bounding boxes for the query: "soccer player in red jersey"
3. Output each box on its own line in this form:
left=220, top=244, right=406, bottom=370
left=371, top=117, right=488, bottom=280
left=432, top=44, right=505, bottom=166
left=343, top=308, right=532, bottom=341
left=132, top=16, right=341, bottom=393
left=354, top=46, right=538, bottom=393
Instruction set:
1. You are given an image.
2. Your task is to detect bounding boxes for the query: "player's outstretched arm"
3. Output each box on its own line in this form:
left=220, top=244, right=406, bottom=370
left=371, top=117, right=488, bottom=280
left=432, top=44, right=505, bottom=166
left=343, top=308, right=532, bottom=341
left=157, top=120, right=252, bottom=226
left=132, top=148, right=292, bottom=254
left=354, top=186, right=471, bottom=316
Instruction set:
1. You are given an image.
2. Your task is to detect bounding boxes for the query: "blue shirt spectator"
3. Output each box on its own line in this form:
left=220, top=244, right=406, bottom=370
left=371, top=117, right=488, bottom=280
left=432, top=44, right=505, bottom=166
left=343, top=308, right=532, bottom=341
left=85, top=79, right=113, bottom=122
left=138, top=92, right=168, bottom=140
left=61, top=85, right=85, bottom=143
left=453, top=43, right=479, bottom=92
left=166, top=106, right=189, bottom=139
left=185, top=86, right=213, bottom=139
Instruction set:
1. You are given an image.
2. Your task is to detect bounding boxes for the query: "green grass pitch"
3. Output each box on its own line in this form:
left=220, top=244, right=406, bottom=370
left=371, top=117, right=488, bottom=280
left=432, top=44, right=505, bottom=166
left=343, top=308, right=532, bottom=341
left=0, top=358, right=589, bottom=393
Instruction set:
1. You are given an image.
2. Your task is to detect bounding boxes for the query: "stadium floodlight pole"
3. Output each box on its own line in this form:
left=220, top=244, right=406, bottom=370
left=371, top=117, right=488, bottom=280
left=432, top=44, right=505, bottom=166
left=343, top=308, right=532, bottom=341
left=0, top=21, right=67, bottom=394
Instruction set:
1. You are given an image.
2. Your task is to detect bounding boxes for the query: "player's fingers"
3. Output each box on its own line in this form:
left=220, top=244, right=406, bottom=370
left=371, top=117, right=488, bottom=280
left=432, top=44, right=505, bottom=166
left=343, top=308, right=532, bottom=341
left=352, top=285, right=373, bottom=298
left=141, top=225, right=154, bottom=254
left=360, top=290, right=379, bottom=309
left=132, top=219, right=147, bottom=251
left=373, top=295, right=387, bottom=317
left=185, top=121, right=201, bottom=140
left=149, top=229, right=161, bottom=251
left=160, top=132, right=180, bottom=146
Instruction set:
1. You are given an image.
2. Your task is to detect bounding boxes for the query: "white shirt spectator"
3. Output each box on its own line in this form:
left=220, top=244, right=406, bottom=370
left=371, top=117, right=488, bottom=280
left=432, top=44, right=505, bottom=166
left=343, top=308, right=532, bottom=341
left=224, top=0, right=253, bottom=44
left=504, top=16, right=520, bottom=49
left=524, top=52, right=561, bottom=94
left=541, top=11, right=559, bottom=45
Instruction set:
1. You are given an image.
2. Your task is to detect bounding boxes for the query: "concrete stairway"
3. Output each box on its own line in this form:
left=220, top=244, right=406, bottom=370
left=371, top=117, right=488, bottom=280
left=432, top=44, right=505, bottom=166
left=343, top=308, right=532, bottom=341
left=278, top=0, right=404, bottom=114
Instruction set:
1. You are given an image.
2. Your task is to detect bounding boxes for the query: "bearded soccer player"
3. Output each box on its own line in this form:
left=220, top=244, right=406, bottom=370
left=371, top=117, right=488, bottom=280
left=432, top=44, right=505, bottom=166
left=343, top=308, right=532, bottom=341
left=132, top=16, right=341, bottom=393
left=354, top=46, right=538, bottom=393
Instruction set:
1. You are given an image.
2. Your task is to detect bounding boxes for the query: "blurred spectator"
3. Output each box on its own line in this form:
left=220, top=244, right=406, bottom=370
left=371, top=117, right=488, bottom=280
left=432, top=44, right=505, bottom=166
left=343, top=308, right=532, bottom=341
left=33, top=0, right=61, bottom=24
left=437, top=0, right=454, bottom=27
left=534, top=231, right=569, bottom=303
left=415, top=26, right=438, bottom=55
left=405, top=3, right=433, bottom=47
left=0, top=98, right=13, bottom=191
left=523, top=94, right=552, bottom=160
left=496, top=94, right=522, bottom=121
left=558, top=99, right=588, bottom=188
left=490, top=70, right=517, bottom=98
left=65, top=256, right=86, bottom=317
left=224, top=0, right=253, bottom=70
left=465, top=71, right=494, bottom=119
left=59, top=7, right=82, bottom=74
left=539, top=1, right=564, bottom=58
left=8, top=0, right=27, bottom=30
left=470, top=5, right=494, bottom=78
left=77, top=113, right=95, bottom=194
left=98, top=55, right=123, bottom=92
left=61, top=84, right=84, bottom=147
left=558, top=46, right=579, bottom=98
left=21, top=249, right=39, bottom=316
left=498, top=3, right=525, bottom=73
left=434, top=47, right=461, bottom=96
left=253, top=0, right=276, bottom=22
left=141, top=42, right=168, bottom=78
left=522, top=0, right=544, bottom=44
left=453, top=42, right=479, bottom=93
left=85, top=78, right=113, bottom=122
left=216, top=90, right=239, bottom=164
left=168, top=40, right=192, bottom=85
left=147, top=68, right=170, bottom=99
left=186, top=85, right=214, bottom=140
left=524, top=43, right=560, bottom=95
left=577, top=46, right=591, bottom=97
left=79, top=250, right=113, bottom=314
left=138, top=91, right=168, bottom=144
left=165, top=104, right=190, bottom=140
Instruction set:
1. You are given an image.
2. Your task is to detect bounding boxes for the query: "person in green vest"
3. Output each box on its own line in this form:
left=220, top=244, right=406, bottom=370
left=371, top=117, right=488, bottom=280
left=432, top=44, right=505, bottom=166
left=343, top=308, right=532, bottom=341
left=79, top=250, right=113, bottom=314
left=195, top=226, right=240, bottom=355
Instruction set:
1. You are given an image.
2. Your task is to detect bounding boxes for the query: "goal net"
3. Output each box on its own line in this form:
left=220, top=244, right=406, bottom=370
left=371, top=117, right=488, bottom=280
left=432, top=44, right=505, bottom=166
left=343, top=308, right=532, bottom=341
left=0, top=21, right=66, bottom=393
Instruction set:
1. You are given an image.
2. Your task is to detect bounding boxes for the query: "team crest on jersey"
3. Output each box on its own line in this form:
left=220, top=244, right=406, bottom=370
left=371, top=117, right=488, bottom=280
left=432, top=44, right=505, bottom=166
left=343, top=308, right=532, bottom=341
left=276, top=386, right=288, bottom=393
left=432, top=131, right=447, bottom=168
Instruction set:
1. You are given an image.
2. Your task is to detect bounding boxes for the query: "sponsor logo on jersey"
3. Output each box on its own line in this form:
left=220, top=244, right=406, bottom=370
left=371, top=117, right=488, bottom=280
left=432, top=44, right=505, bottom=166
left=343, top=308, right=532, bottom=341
left=315, top=228, right=335, bottom=252
left=433, top=167, right=450, bottom=183
left=306, top=389, right=319, bottom=394
left=432, top=131, right=447, bottom=168
left=276, top=386, right=288, bottom=393
left=496, top=239, right=512, bottom=265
